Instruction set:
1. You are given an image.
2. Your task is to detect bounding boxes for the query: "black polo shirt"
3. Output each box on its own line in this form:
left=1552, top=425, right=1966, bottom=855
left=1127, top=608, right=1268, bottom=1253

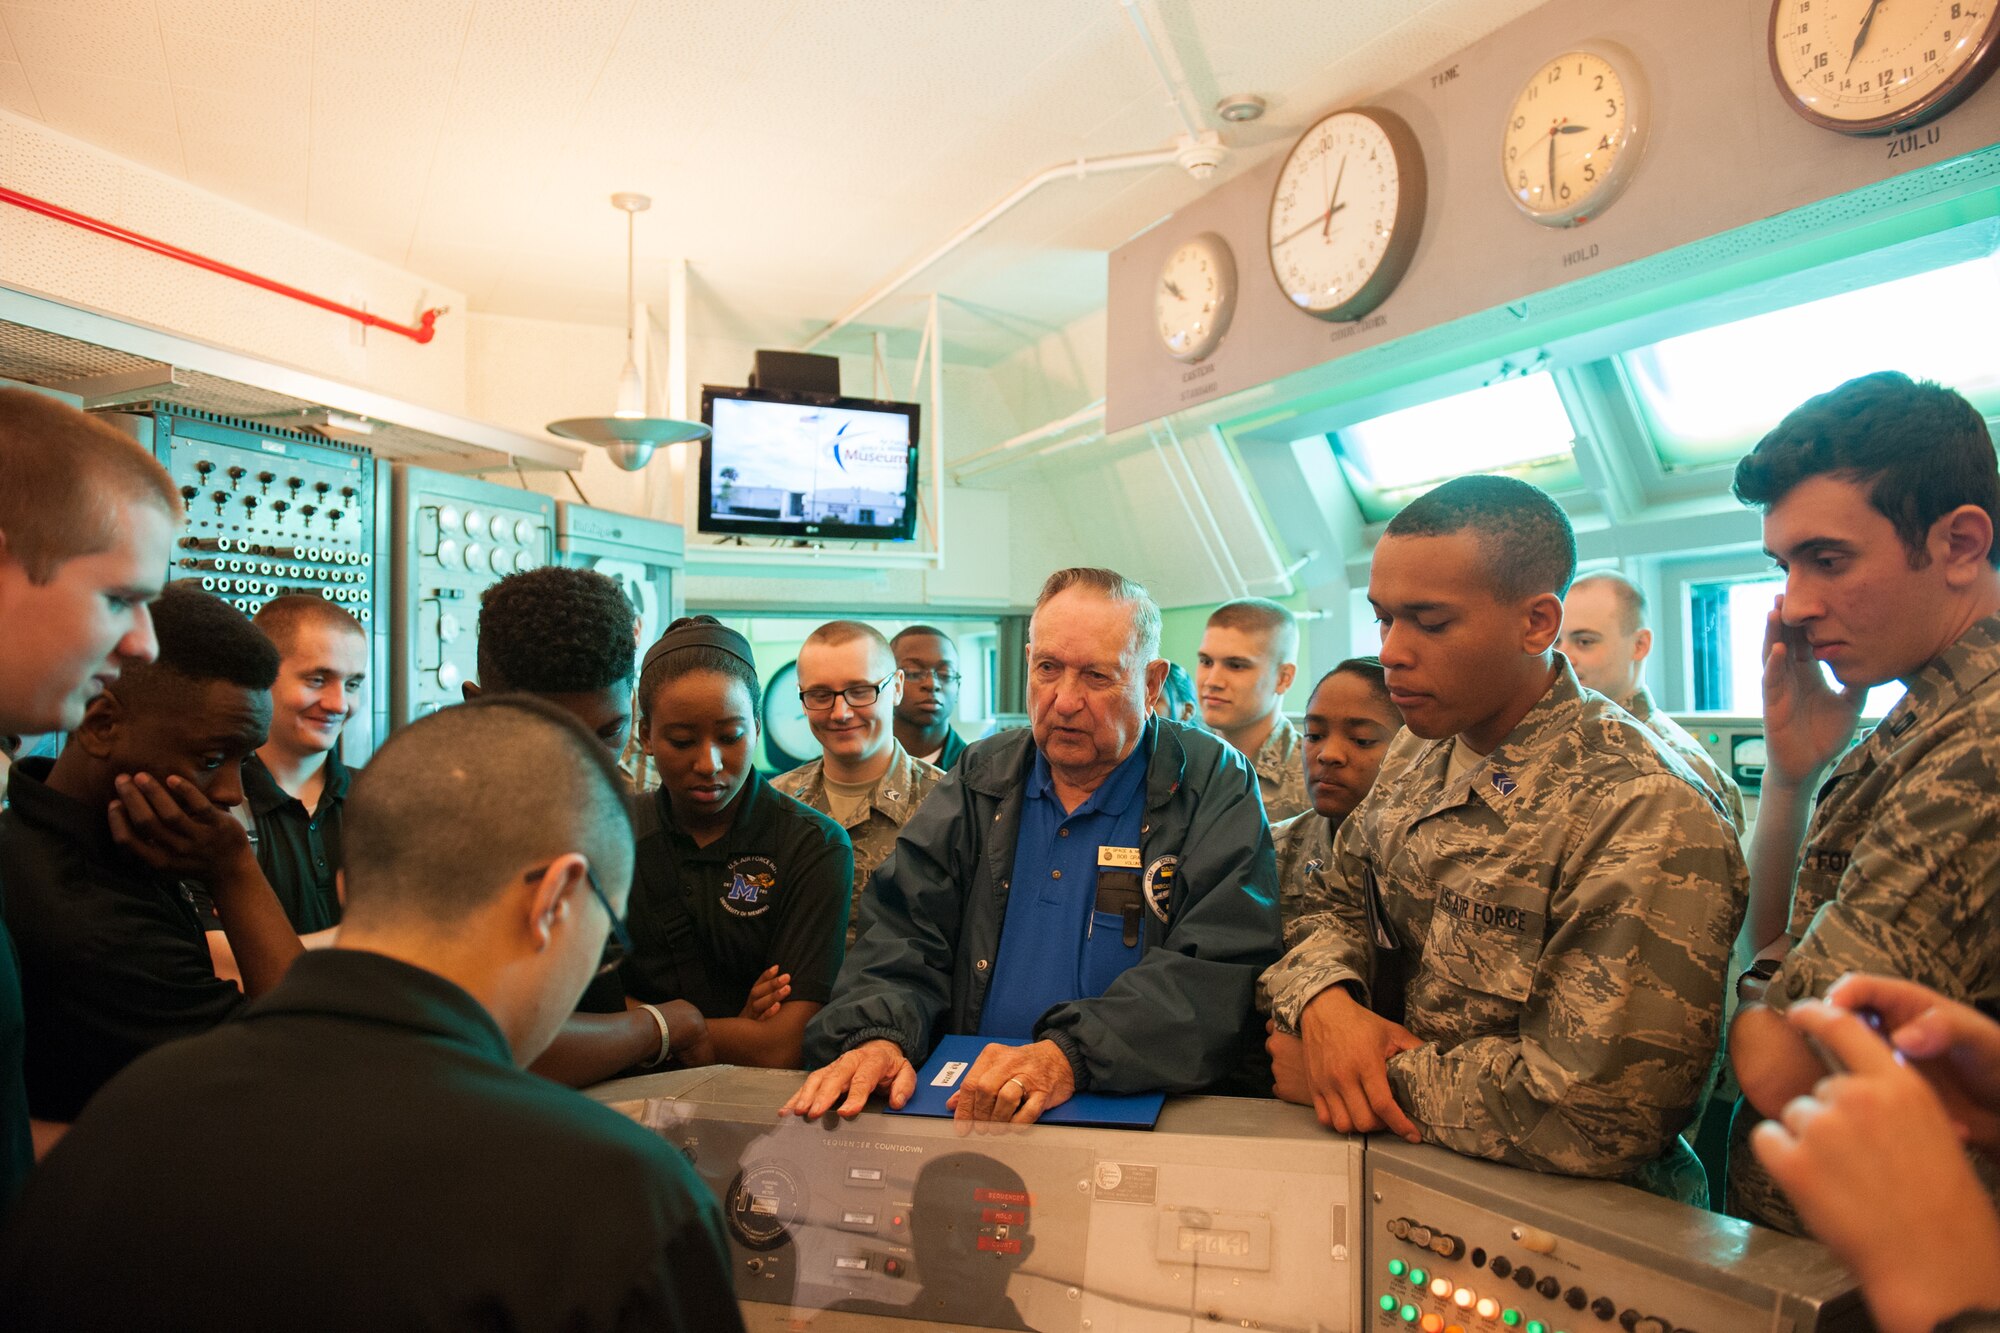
left=0, top=758, right=243, bottom=1122
left=244, top=750, right=349, bottom=934
left=0, top=916, right=28, bottom=1215
left=0, top=948, right=745, bottom=1332
left=589, top=768, right=852, bottom=1019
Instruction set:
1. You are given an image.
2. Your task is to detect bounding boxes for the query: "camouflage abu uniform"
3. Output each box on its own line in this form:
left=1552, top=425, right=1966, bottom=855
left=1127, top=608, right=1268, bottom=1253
left=771, top=741, right=944, bottom=948
left=1620, top=684, right=1747, bottom=835
left=1262, top=661, right=1746, bottom=1201
left=1252, top=712, right=1311, bottom=824
left=1728, top=609, right=2000, bottom=1233
left=1270, top=810, right=1338, bottom=956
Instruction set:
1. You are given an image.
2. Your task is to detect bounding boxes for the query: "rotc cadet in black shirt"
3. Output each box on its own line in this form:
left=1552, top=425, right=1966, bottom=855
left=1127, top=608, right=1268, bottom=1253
left=0, top=584, right=304, bottom=1125
left=466, top=567, right=720, bottom=1086
left=584, top=616, right=852, bottom=1069
left=0, top=696, right=746, bottom=1333
left=893, top=624, right=971, bottom=770
left=0, top=390, right=181, bottom=1210
left=242, top=595, right=369, bottom=934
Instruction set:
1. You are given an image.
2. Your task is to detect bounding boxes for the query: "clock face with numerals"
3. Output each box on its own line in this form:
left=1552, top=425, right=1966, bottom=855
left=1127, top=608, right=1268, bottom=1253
left=1501, top=48, right=1648, bottom=227
left=1155, top=232, right=1238, bottom=363
left=1266, top=106, right=1428, bottom=322
left=1769, top=0, right=2000, bottom=134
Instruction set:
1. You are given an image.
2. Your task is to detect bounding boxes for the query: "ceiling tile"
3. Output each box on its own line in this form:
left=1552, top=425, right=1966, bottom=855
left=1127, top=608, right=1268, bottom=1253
left=0, top=0, right=168, bottom=81
left=0, top=58, right=39, bottom=117
left=173, top=81, right=309, bottom=152
left=30, top=72, right=179, bottom=156
left=312, top=0, right=473, bottom=72
left=155, top=0, right=311, bottom=50
left=0, top=13, right=18, bottom=62
left=183, top=134, right=308, bottom=222
left=159, top=27, right=304, bottom=96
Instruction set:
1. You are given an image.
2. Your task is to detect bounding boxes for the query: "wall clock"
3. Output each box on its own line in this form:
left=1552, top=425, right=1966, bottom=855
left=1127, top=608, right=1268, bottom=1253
left=1267, top=106, right=1427, bottom=322
left=760, top=660, right=819, bottom=771
left=1155, top=231, right=1238, bottom=362
left=1501, top=46, right=1649, bottom=226
left=1769, top=0, right=2000, bottom=134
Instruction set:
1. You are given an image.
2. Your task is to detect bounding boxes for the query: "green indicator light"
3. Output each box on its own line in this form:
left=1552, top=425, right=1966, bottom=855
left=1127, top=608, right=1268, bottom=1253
left=1400, top=1305, right=1419, bottom=1324
left=1529, top=1322, right=1548, bottom=1333
left=1380, top=1294, right=1400, bottom=1313
left=1388, top=1259, right=1407, bottom=1278
left=1502, top=1311, right=1523, bottom=1327
left=1410, top=1268, right=1429, bottom=1286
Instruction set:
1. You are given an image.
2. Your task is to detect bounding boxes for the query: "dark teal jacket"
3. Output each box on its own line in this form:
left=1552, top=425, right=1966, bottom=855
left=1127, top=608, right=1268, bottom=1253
left=803, top=718, right=1282, bottom=1093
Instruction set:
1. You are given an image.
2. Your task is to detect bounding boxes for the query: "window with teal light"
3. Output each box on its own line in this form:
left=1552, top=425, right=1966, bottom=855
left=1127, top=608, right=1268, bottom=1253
left=1688, top=574, right=1905, bottom=718
left=1624, top=256, right=2000, bottom=471
left=1327, top=373, right=1581, bottom=522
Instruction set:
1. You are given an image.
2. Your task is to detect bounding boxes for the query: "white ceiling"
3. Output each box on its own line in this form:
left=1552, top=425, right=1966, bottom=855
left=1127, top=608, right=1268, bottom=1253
left=0, top=0, right=1549, bottom=364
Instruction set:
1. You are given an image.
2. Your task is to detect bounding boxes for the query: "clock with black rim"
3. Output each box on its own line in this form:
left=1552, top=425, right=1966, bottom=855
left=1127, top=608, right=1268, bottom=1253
left=760, top=660, right=819, bottom=770
left=1769, top=0, right=2000, bottom=135
left=1266, top=105, right=1428, bottom=321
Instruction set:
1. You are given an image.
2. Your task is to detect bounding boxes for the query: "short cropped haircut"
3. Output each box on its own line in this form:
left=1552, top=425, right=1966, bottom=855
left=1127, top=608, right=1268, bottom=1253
left=1033, top=567, right=1162, bottom=666
left=804, top=619, right=893, bottom=660
left=0, top=388, right=181, bottom=582
left=340, top=694, right=635, bottom=927
left=477, top=566, right=637, bottom=695
left=638, top=615, right=761, bottom=720
left=116, top=582, right=280, bottom=708
left=1384, top=475, right=1577, bottom=601
left=253, top=594, right=366, bottom=655
left=1208, top=597, right=1299, bottom=664
left=1734, top=371, right=2000, bottom=568
left=1569, top=569, right=1647, bottom=636
left=891, top=624, right=956, bottom=654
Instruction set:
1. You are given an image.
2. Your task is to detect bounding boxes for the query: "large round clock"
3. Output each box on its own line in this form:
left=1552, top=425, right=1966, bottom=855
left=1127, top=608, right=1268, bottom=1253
left=1266, top=106, right=1427, bottom=322
left=760, top=660, right=820, bottom=771
left=1501, top=46, right=1649, bottom=227
left=1769, top=0, right=2000, bottom=135
left=1155, top=232, right=1237, bottom=362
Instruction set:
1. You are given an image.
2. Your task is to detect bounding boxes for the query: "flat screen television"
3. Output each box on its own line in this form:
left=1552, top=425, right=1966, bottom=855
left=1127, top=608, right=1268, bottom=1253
left=698, top=386, right=921, bottom=542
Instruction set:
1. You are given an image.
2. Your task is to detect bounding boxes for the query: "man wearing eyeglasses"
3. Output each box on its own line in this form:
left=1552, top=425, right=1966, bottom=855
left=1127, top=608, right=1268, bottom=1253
left=773, top=622, right=944, bottom=947
left=892, top=625, right=970, bottom=771
left=0, top=696, right=745, bottom=1332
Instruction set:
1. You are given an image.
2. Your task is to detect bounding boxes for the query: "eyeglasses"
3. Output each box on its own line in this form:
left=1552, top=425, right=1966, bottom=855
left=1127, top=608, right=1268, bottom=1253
left=528, top=860, right=630, bottom=976
left=800, top=672, right=897, bottom=711
left=900, top=666, right=962, bottom=687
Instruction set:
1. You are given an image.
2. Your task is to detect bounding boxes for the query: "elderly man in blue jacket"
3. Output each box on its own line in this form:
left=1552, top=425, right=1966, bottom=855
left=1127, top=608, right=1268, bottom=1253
left=789, top=567, right=1283, bottom=1125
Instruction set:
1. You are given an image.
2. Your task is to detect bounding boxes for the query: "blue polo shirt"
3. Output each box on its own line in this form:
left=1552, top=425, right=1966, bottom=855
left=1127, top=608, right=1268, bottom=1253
left=977, top=733, right=1152, bottom=1039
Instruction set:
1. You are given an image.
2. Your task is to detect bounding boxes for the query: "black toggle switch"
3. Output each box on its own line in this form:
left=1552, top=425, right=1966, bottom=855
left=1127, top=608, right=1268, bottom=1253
left=256, top=470, right=274, bottom=491
left=1537, top=1276, right=1561, bottom=1300
left=1619, top=1309, right=1640, bottom=1329
left=1566, top=1288, right=1588, bottom=1310
left=179, top=485, right=198, bottom=502
left=1490, top=1256, right=1513, bottom=1279
left=1592, top=1297, right=1617, bottom=1321
left=1513, top=1265, right=1536, bottom=1288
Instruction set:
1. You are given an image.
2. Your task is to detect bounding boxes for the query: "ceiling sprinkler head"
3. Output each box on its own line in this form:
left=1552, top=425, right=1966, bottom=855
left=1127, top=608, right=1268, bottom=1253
left=1215, top=93, right=1267, bottom=123
left=1177, top=130, right=1229, bottom=180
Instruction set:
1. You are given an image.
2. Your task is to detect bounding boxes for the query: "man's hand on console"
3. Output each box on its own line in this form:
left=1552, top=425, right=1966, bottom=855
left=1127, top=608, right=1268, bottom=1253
left=783, top=1038, right=916, bottom=1119
left=948, top=1039, right=1076, bottom=1131
left=1296, top=984, right=1424, bottom=1142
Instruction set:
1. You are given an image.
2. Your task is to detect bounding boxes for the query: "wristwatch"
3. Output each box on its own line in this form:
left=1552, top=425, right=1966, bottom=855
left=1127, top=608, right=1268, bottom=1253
left=1736, top=957, right=1783, bottom=1007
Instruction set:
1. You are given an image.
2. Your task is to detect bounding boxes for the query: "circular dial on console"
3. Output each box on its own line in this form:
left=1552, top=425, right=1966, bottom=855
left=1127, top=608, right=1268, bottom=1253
left=725, top=1162, right=807, bottom=1251
left=1769, top=0, right=2000, bottom=134
left=1267, top=105, right=1428, bottom=322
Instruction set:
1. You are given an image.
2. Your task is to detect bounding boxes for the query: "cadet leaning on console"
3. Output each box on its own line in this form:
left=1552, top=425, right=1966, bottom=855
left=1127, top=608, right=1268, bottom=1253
left=1263, top=476, right=1746, bottom=1203
left=773, top=620, right=945, bottom=948
left=0, top=389, right=178, bottom=1212
left=582, top=617, right=853, bottom=1071
left=789, top=567, right=1283, bottom=1124
left=1725, top=371, right=2000, bottom=1235
left=0, top=698, right=744, bottom=1333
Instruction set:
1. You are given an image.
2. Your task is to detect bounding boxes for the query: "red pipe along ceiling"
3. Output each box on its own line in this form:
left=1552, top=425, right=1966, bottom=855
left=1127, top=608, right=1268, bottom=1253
left=0, top=185, right=446, bottom=345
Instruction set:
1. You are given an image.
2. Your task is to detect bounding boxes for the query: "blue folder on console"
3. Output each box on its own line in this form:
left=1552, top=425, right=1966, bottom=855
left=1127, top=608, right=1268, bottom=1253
left=887, top=1035, right=1166, bottom=1129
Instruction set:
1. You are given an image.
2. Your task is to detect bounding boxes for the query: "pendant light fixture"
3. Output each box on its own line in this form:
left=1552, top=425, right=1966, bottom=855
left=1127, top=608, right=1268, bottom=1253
left=546, top=192, right=708, bottom=471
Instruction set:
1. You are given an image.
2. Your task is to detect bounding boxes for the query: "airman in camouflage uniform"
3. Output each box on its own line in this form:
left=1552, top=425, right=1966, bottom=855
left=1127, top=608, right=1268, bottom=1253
left=1269, top=808, right=1335, bottom=954
left=1727, top=609, right=2000, bottom=1233
left=1252, top=712, right=1311, bottom=824
left=771, top=741, right=943, bottom=948
left=1618, top=685, right=1747, bottom=835
left=1263, top=662, right=1747, bottom=1203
